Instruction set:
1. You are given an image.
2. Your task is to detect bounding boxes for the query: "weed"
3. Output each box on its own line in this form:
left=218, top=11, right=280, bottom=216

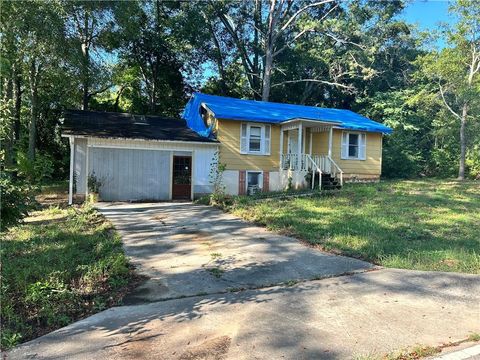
left=468, top=333, right=480, bottom=342
left=207, top=267, right=224, bottom=278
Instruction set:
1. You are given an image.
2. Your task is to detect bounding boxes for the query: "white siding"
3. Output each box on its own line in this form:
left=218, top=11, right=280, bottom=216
left=269, top=171, right=282, bottom=191
left=74, top=138, right=87, bottom=194
left=89, top=147, right=171, bottom=201
left=86, top=137, right=218, bottom=199
left=223, top=170, right=239, bottom=196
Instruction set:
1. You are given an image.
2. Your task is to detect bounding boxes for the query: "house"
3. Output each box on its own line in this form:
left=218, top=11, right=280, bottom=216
left=62, top=93, right=392, bottom=203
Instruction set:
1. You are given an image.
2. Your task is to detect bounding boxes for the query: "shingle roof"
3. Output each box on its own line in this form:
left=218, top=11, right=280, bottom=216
left=61, top=109, right=218, bottom=143
left=183, top=93, right=393, bottom=137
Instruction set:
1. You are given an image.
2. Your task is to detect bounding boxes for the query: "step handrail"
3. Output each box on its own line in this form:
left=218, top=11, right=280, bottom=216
left=327, top=155, right=343, bottom=186
left=305, top=154, right=322, bottom=189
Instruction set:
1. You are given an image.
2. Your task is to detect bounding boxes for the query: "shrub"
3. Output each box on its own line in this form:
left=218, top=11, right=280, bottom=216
left=0, top=173, right=37, bottom=230
left=466, top=144, right=480, bottom=179
left=16, top=151, right=55, bottom=183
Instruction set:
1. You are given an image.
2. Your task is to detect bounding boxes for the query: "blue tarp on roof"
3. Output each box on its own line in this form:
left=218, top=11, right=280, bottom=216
left=182, top=92, right=393, bottom=137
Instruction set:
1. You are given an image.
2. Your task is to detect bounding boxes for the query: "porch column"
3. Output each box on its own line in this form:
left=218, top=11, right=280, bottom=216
left=297, top=122, right=302, bottom=170
left=309, top=131, right=313, bottom=155
left=279, top=128, right=284, bottom=165
left=68, top=136, right=74, bottom=205
left=85, top=140, right=89, bottom=199
left=328, top=127, right=333, bottom=158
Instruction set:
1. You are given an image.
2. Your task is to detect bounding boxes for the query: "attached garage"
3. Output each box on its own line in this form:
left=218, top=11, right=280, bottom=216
left=62, top=110, right=218, bottom=203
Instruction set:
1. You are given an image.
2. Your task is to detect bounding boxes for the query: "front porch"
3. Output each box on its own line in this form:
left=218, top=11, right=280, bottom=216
left=279, top=120, right=343, bottom=189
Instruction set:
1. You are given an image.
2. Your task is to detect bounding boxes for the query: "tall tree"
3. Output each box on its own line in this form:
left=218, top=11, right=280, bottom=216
left=61, top=0, right=116, bottom=110
left=419, top=0, right=480, bottom=180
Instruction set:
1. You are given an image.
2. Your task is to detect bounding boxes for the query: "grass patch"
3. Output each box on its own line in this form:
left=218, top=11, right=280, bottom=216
left=0, top=202, right=136, bottom=349
left=467, top=333, right=480, bottom=342
left=207, top=267, right=224, bottom=278
left=223, top=179, right=480, bottom=273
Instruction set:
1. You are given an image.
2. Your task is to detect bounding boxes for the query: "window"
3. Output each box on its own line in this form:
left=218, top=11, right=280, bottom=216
left=341, top=132, right=366, bottom=160
left=249, top=126, right=262, bottom=152
left=348, top=133, right=359, bottom=158
left=240, top=123, right=271, bottom=155
left=246, top=171, right=262, bottom=195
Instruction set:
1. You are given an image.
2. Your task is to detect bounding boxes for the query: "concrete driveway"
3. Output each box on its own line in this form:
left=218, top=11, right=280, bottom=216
left=7, top=202, right=480, bottom=359
left=8, top=269, right=480, bottom=360
left=96, top=202, right=376, bottom=303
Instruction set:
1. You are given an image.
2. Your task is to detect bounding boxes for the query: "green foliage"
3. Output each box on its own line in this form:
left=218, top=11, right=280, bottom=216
left=16, top=151, right=55, bottom=183
left=0, top=173, right=37, bottom=230
left=209, top=150, right=227, bottom=196
left=0, top=203, right=134, bottom=349
left=87, top=172, right=103, bottom=193
left=466, top=144, right=480, bottom=178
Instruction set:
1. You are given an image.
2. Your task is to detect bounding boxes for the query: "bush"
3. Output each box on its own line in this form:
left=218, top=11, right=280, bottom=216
left=17, top=151, right=55, bottom=183
left=466, top=144, right=480, bottom=179
left=0, top=173, right=37, bottom=230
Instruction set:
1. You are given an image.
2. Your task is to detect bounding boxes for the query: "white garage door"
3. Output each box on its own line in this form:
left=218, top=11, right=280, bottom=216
left=89, top=147, right=171, bottom=201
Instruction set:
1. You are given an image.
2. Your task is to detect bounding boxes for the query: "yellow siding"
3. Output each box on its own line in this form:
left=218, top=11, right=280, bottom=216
left=311, top=131, right=329, bottom=154
left=331, top=130, right=382, bottom=175
left=216, top=119, right=383, bottom=176
left=217, top=119, right=280, bottom=171
left=310, top=130, right=382, bottom=176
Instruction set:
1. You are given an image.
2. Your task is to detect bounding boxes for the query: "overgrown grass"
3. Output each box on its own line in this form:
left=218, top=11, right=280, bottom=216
left=223, top=180, right=480, bottom=273
left=0, top=202, right=136, bottom=349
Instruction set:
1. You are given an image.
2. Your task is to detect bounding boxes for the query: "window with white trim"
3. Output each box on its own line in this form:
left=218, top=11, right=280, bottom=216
left=240, top=123, right=271, bottom=155
left=341, top=132, right=366, bottom=160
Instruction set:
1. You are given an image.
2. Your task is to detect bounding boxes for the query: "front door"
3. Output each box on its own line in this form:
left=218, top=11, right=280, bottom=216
left=288, top=129, right=299, bottom=154
left=172, top=156, right=192, bottom=200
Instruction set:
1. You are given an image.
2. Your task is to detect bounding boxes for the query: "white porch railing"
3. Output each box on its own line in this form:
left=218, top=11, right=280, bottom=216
left=280, top=153, right=343, bottom=187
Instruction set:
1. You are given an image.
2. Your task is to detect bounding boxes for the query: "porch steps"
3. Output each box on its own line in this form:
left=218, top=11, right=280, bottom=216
left=321, top=173, right=342, bottom=190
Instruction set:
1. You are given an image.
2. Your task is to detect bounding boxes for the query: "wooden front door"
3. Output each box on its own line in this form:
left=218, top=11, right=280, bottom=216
left=172, top=156, right=192, bottom=200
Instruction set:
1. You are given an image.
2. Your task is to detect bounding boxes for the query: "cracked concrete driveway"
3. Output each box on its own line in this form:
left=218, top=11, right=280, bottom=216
left=96, top=202, right=376, bottom=303
left=8, top=269, right=480, bottom=360
left=6, top=202, right=480, bottom=360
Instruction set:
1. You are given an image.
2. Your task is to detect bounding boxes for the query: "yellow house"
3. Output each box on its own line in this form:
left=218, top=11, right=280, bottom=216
left=184, top=93, right=392, bottom=196
left=62, top=94, right=392, bottom=203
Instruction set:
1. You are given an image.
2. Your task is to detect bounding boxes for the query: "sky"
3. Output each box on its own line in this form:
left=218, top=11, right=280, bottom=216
left=401, top=0, right=456, bottom=48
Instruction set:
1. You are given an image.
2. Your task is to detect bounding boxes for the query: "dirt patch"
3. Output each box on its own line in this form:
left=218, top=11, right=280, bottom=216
left=179, top=336, right=231, bottom=360
left=170, top=230, right=221, bottom=251
left=36, top=193, right=69, bottom=208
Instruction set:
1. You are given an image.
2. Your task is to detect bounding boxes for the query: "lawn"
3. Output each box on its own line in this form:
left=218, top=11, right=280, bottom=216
left=229, top=180, right=480, bottom=273
left=0, top=190, right=136, bottom=349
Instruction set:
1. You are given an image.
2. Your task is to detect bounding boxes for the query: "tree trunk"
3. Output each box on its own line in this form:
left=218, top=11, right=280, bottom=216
left=261, top=0, right=279, bottom=101
left=12, top=67, right=22, bottom=178
left=262, top=48, right=273, bottom=101
left=458, top=103, right=468, bottom=180
left=81, top=9, right=90, bottom=110
left=13, top=66, right=21, bottom=143
left=113, top=85, right=125, bottom=112
left=3, top=77, right=14, bottom=167
left=28, top=60, right=39, bottom=162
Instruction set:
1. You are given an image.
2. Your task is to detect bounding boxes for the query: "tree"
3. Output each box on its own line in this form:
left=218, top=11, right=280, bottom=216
left=419, top=0, right=480, bottom=180
left=61, top=1, right=116, bottom=110
left=203, top=0, right=340, bottom=100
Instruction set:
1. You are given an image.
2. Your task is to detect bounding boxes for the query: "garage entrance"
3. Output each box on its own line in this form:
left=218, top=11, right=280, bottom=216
left=89, top=147, right=170, bottom=201
left=172, top=156, right=192, bottom=200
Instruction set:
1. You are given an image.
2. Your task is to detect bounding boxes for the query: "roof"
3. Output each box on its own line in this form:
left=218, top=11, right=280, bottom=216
left=61, top=109, right=218, bottom=143
left=182, top=92, right=393, bottom=137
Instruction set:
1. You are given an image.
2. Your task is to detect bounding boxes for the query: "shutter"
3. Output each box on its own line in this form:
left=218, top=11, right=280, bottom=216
left=264, top=125, right=271, bottom=155
left=240, top=123, right=248, bottom=154
left=238, top=170, right=246, bottom=195
left=341, top=132, right=348, bottom=159
left=360, top=133, right=367, bottom=160
left=263, top=171, right=270, bottom=192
